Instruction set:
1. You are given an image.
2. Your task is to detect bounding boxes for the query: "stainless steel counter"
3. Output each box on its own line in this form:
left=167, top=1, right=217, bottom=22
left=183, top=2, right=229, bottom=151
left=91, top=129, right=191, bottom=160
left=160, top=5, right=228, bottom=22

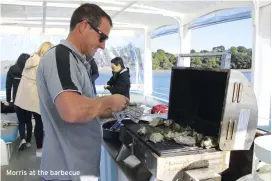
left=100, top=114, right=168, bottom=181
left=102, top=140, right=152, bottom=181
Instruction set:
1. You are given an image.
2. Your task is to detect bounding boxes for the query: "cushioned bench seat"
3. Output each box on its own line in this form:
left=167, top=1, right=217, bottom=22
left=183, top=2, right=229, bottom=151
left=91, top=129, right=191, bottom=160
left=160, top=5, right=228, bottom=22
left=1, top=125, right=18, bottom=142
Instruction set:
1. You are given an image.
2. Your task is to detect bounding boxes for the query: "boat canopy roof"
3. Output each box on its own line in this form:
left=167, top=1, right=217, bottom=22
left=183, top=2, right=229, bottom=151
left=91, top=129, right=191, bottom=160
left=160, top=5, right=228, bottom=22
left=0, top=1, right=270, bottom=35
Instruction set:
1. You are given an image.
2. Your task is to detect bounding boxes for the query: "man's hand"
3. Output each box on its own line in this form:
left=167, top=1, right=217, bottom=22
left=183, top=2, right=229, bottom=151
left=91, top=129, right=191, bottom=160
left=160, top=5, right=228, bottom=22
left=100, top=108, right=114, bottom=119
left=54, top=92, right=129, bottom=123
left=108, top=94, right=129, bottom=112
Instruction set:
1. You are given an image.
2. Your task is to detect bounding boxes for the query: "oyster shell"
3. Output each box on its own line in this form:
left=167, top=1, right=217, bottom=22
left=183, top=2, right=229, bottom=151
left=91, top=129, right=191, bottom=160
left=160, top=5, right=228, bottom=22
left=137, top=126, right=148, bottom=135
left=200, top=136, right=217, bottom=148
left=163, top=119, right=173, bottom=127
left=174, top=135, right=196, bottom=146
left=137, top=118, right=218, bottom=149
left=149, top=133, right=164, bottom=143
left=149, top=118, right=165, bottom=127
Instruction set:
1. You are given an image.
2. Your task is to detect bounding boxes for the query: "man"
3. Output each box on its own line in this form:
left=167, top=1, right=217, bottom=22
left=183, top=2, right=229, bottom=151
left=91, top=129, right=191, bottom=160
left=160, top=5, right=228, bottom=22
left=36, top=3, right=128, bottom=181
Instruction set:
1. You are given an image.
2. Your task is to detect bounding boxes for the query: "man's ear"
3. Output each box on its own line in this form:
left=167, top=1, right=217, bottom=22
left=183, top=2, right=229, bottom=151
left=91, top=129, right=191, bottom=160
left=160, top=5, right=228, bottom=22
left=78, top=22, right=87, bottom=35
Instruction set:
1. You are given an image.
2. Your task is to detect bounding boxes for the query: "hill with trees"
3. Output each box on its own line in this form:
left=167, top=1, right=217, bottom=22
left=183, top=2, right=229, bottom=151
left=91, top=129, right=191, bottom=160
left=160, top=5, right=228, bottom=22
left=152, top=46, right=252, bottom=70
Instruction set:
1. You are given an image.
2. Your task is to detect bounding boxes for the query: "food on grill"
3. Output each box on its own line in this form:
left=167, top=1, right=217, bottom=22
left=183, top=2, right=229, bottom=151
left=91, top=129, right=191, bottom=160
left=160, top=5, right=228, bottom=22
left=200, top=136, right=217, bottom=148
left=163, top=119, right=173, bottom=127
left=137, top=126, right=148, bottom=135
left=171, top=123, right=187, bottom=132
left=163, top=130, right=182, bottom=140
left=149, top=118, right=174, bottom=127
left=149, top=133, right=164, bottom=143
left=171, top=123, right=181, bottom=131
left=193, top=132, right=204, bottom=143
left=163, top=130, right=175, bottom=140
left=184, top=126, right=195, bottom=136
left=137, top=118, right=218, bottom=148
left=137, top=125, right=154, bottom=141
left=149, top=118, right=165, bottom=127
left=174, top=135, right=196, bottom=146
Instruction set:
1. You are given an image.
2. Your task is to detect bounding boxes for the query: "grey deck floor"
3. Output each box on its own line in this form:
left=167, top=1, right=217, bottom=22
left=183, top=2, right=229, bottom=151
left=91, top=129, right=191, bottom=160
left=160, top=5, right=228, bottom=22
left=1, top=137, right=42, bottom=181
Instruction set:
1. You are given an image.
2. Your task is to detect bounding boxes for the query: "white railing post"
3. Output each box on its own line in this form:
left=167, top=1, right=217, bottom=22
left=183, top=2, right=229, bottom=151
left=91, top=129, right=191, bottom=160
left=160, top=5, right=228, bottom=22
left=175, top=16, right=192, bottom=67
left=143, top=27, right=153, bottom=97
left=252, top=1, right=272, bottom=127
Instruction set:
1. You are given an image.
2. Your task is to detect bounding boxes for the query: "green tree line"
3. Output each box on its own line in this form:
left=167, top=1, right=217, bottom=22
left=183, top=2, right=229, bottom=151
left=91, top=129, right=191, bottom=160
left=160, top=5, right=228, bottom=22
left=152, top=46, right=252, bottom=70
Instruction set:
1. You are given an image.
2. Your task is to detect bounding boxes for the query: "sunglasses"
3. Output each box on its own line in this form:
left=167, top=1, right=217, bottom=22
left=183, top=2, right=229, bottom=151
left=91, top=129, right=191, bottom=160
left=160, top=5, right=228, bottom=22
left=83, top=20, right=108, bottom=43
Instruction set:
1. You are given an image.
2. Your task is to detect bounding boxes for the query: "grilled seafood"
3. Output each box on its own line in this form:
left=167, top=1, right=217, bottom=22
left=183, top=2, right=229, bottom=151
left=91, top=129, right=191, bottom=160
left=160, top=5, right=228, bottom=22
left=163, top=131, right=182, bottom=140
left=137, top=118, right=218, bottom=148
left=137, top=126, right=149, bottom=135
left=200, top=136, right=218, bottom=148
left=149, top=118, right=174, bottom=127
left=149, top=118, right=165, bottom=127
left=163, top=119, right=173, bottom=127
left=149, top=133, right=164, bottom=143
left=174, top=135, right=196, bottom=146
left=172, top=123, right=181, bottom=131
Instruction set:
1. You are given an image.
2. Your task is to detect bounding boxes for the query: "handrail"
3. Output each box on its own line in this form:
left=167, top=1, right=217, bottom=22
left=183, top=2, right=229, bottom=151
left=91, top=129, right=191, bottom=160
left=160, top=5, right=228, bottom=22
left=177, top=51, right=232, bottom=69
left=178, top=52, right=228, bottom=57
left=152, top=91, right=169, bottom=96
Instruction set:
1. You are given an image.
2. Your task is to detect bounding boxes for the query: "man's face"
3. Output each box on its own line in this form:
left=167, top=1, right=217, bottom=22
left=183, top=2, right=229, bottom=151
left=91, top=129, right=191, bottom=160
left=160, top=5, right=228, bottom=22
left=81, top=17, right=111, bottom=56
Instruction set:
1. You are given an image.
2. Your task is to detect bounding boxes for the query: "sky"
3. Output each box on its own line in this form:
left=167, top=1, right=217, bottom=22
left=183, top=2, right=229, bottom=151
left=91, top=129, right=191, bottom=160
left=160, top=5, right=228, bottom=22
left=151, top=18, right=253, bottom=54
left=0, top=18, right=253, bottom=61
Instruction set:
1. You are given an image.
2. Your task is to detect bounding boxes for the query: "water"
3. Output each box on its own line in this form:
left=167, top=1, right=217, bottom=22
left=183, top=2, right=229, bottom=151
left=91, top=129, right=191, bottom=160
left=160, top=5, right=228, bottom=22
left=1, top=71, right=252, bottom=98
left=152, top=71, right=252, bottom=100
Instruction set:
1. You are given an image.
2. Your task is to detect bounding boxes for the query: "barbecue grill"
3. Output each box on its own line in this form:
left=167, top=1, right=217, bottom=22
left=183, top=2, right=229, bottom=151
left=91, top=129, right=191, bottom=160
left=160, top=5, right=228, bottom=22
left=103, top=67, right=258, bottom=181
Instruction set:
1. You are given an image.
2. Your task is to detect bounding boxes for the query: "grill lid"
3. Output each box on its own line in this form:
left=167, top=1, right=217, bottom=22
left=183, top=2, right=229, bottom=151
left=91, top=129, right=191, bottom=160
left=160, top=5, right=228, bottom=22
left=167, top=67, right=258, bottom=151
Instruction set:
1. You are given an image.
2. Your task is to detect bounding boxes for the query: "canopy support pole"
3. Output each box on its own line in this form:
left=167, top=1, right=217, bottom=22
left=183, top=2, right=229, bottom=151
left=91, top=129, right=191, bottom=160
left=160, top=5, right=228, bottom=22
left=143, top=28, right=153, bottom=96
left=42, top=1, right=47, bottom=34
left=252, top=1, right=272, bottom=127
left=111, top=1, right=138, bottom=19
left=176, top=17, right=192, bottom=67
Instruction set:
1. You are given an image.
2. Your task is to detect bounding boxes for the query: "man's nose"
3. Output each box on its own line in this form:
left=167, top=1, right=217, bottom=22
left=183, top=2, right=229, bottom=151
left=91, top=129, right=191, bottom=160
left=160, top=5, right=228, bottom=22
left=99, top=42, right=105, bottom=49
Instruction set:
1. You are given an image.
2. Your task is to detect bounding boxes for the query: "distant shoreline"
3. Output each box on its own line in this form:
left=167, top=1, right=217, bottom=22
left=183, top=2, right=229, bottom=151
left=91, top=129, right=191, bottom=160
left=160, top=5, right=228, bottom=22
left=98, top=68, right=252, bottom=74
left=150, top=69, right=252, bottom=73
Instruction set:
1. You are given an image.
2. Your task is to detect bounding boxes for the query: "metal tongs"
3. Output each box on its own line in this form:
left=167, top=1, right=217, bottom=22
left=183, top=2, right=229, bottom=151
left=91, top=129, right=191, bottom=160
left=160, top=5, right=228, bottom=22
left=110, top=105, right=145, bottom=130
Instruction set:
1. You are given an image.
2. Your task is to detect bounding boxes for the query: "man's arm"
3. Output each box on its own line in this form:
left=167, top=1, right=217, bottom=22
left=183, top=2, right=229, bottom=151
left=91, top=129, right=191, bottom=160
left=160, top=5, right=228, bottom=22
left=100, top=109, right=114, bottom=119
left=55, top=92, right=125, bottom=123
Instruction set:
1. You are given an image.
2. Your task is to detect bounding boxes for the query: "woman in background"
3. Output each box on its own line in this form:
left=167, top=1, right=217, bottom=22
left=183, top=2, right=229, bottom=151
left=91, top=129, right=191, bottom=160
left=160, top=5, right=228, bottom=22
left=5, top=53, right=30, bottom=105
left=90, top=58, right=99, bottom=95
left=86, top=56, right=99, bottom=95
left=104, top=57, right=131, bottom=99
left=15, top=41, right=53, bottom=157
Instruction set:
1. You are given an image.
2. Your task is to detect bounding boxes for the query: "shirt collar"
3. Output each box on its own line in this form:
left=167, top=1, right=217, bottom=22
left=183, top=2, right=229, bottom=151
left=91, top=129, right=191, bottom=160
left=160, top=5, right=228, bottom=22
left=60, top=39, right=86, bottom=63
